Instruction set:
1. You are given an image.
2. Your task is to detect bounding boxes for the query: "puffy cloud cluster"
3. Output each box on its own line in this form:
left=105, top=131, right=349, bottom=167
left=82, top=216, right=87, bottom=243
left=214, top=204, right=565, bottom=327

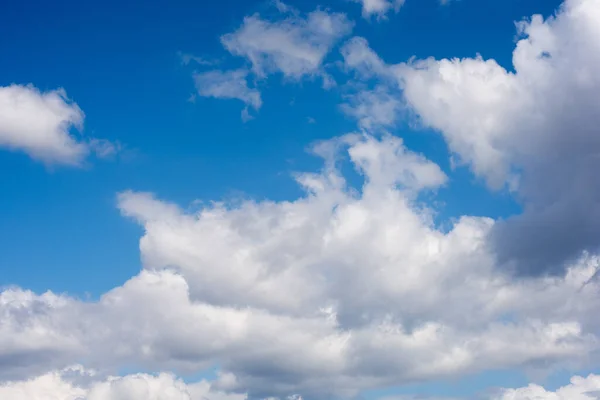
left=341, top=0, right=600, bottom=274
left=2, top=133, right=600, bottom=398
left=0, top=84, right=118, bottom=165
left=192, top=1, right=352, bottom=119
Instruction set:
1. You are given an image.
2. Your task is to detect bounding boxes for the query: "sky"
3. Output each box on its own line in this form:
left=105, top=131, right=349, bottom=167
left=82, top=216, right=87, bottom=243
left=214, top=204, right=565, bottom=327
left=1, top=0, right=600, bottom=399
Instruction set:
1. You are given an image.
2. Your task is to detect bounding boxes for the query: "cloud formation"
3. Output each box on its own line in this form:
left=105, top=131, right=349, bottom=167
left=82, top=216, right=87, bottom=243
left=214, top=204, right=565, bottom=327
left=2, top=133, right=600, bottom=399
left=352, top=0, right=405, bottom=19
left=0, top=84, right=119, bottom=166
left=221, top=4, right=353, bottom=82
left=4, top=0, right=600, bottom=398
left=341, top=0, right=600, bottom=274
left=495, top=374, right=600, bottom=400
left=194, top=69, right=262, bottom=120
left=193, top=1, right=352, bottom=119
left=0, top=366, right=246, bottom=400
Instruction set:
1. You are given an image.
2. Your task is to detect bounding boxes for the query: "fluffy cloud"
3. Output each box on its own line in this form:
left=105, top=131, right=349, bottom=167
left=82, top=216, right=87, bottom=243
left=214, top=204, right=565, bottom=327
left=194, top=69, right=262, bottom=121
left=0, top=84, right=118, bottom=166
left=2, top=133, right=600, bottom=399
left=220, top=2, right=353, bottom=83
left=0, top=366, right=246, bottom=400
left=0, top=84, right=86, bottom=165
left=495, top=374, right=600, bottom=400
left=352, top=0, right=405, bottom=19
left=341, top=0, right=600, bottom=274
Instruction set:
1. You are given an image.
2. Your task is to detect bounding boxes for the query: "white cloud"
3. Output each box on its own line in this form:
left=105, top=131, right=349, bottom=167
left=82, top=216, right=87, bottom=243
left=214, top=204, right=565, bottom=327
left=397, top=0, right=600, bottom=272
left=0, top=84, right=119, bottom=166
left=495, top=374, right=600, bottom=400
left=0, top=84, right=86, bottom=165
left=0, top=366, right=246, bottom=400
left=353, top=0, right=405, bottom=20
left=2, top=133, right=600, bottom=399
left=341, top=37, right=391, bottom=79
left=221, top=3, right=353, bottom=82
left=190, top=2, right=352, bottom=117
left=340, top=86, right=403, bottom=130
left=194, top=69, right=262, bottom=120
left=341, top=0, right=600, bottom=273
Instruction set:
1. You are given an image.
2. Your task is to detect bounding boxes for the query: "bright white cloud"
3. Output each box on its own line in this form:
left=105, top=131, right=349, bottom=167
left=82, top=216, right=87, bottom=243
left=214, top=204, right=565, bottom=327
left=221, top=3, right=353, bottom=82
left=0, top=84, right=119, bottom=166
left=0, top=84, right=86, bottom=165
left=495, top=374, right=600, bottom=400
left=2, top=133, right=600, bottom=399
left=353, top=0, right=405, bottom=19
left=0, top=366, right=246, bottom=400
left=194, top=69, right=262, bottom=120
left=341, top=0, right=600, bottom=274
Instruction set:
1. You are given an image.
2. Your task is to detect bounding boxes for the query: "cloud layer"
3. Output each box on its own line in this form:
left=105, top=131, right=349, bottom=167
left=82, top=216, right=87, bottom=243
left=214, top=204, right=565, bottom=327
left=4, top=0, right=600, bottom=398
left=2, top=133, right=600, bottom=399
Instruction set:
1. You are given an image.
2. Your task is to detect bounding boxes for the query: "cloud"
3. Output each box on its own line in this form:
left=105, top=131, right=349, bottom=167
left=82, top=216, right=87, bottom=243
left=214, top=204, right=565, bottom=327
left=194, top=69, right=262, bottom=120
left=179, top=51, right=218, bottom=66
left=189, top=2, right=352, bottom=118
left=352, top=0, right=405, bottom=20
left=0, top=84, right=86, bottom=165
left=340, top=37, right=395, bottom=80
left=340, top=85, right=403, bottom=130
left=341, top=0, right=600, bottom=274
left=0, top=366, right=246, bottom=400
left=2, top=133, right=600, bottom=399
left=495, top=373, right=600, bottom=400
left=397, top=0, right=600, bottom=274
left=0, top=84, right=120, bottom=166
left=221, top=3, right=353, bottom=82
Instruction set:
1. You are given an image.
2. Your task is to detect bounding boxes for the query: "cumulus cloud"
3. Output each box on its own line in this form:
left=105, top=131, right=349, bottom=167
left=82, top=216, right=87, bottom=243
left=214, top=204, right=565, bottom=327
left=221, top=2, right=353, bottom=83
left=352, top=0, right=405, bottom=20
left=194, top=69, right=262, bottom=121
left=495, top=373, right=600, bottom=400
left=0, top=84, right=119, bottom=166
left=341, top=0, right=600, bottom=274
left=2, top=133, right=600, bottom=399
left=0, top=366, right=246, bottom=400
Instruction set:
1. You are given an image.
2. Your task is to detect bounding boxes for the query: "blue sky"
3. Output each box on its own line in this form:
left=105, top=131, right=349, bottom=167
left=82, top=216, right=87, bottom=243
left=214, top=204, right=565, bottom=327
left=2, top=0, right=600, bottom=399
